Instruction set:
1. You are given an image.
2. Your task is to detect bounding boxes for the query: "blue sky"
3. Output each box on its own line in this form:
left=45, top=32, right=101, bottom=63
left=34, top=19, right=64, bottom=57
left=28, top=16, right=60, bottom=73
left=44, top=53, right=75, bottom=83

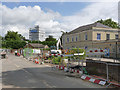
left=1, top=2, right=117, bottom=39
left=2, top=2, right=91, bottom=16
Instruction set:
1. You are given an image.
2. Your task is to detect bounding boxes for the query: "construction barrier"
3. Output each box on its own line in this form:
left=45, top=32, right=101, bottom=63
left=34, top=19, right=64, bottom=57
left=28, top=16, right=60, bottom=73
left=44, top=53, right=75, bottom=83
left=49, top=54, right=61, bottom=56
left=33, top=58, right=40, bottom=64
left=54, top=65, right=82, bottom=74
left=81, top=75, right=106, bottom=86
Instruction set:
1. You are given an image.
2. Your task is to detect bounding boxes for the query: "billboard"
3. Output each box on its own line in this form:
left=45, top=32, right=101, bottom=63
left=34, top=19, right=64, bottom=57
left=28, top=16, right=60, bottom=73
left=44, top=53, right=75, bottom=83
left=30, top=29, right=37, bottom=33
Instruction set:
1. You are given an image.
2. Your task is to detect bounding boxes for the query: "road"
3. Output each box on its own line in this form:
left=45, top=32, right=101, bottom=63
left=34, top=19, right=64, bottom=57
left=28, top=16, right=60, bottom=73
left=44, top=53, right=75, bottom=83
left=2, top=53, right=104, bottom=88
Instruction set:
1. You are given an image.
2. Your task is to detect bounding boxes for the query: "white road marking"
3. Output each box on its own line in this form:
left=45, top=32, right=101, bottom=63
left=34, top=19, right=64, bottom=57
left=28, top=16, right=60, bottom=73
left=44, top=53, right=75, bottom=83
left=13, top=63, right=33, bottom=76
left=42, top=80, right=53, bottom=88
left=14, top=64, right=20, bottom=68
left=22, top=68, right=33, bottom=76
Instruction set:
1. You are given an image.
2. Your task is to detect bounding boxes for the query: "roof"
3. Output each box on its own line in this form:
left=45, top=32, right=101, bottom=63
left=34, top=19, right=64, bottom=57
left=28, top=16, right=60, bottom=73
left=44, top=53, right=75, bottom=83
left=66, top=22, right=112, bottom=34
left=29, top=43, right=46, bottom=48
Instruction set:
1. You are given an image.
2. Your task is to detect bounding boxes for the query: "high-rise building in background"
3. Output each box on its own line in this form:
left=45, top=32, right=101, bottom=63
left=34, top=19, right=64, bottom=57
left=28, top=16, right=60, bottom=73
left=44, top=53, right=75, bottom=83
left=29, top=25, right=45, bottom=41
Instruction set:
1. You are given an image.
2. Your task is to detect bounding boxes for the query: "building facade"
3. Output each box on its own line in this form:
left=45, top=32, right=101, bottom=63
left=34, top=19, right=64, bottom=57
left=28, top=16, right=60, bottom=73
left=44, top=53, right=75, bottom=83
left=29, top=25, right=45, bottom=41
left=62, top=22, right=120, bottom=58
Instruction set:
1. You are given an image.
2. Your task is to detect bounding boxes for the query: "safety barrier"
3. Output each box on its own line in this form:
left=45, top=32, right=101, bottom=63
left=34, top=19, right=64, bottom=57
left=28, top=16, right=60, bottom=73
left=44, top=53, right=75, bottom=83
left=81, top=75, right=106, bottom=86
left=54, top=65, right=107, bottom=86
left=49, top=54, right=61, bottom=56
left=33, top=59, right=40, bottom=64
left=54, top=65, right=82, bottom=74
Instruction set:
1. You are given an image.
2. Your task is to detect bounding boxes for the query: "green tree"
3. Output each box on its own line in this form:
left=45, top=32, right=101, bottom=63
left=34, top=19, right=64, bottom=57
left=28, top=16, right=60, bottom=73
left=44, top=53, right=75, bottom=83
left=3, top=31, right=26, bottom=49
left=5, top=31, right=21, bottom=40
left=45, top=35, right=56, bottom=41
left=41, top=41, right=57, bottom=47
left=97, top=18, right=119, bottom=29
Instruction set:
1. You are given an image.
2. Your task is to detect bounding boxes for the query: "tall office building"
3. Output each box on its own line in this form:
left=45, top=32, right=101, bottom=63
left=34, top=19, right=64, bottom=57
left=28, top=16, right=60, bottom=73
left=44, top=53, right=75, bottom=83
left=29, top=25, right=45, bottom=41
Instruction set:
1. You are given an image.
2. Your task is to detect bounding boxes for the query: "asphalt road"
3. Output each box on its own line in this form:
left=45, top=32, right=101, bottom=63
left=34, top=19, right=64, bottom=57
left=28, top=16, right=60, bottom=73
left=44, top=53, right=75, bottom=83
left=2, top=53, right=104, bottom=88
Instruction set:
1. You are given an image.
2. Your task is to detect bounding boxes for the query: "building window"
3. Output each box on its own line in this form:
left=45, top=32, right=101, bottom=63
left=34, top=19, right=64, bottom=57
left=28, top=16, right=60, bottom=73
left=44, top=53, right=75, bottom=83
left=72, top=37, right=74, bottom=42
left=67, top=37, right=69, bottom=43
left=76, top=36, right=78, bottom=41
left=97, top=33, right=101, bottom=40
left=85, top=33, right=87, bottom=40
left=106, top=34, right=110, bottom=40
left=115, top=34, right=119, bottom=39
left=85, top=46, right=88, bottom=49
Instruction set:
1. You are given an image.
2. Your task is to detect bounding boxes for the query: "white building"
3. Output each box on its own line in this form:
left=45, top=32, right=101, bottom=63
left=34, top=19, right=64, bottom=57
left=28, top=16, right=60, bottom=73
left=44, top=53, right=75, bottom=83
left=29, top=25, right=45, bottom=41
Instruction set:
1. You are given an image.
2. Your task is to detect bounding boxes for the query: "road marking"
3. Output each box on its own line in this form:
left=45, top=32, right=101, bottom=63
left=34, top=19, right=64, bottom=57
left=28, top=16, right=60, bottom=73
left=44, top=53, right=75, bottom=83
left=42, top=80, right=52, bottom=88
left=22, top=69, right=33, bottom=76
left=14, top=63, right=33, bottom=76
left=14, top=64, right=20, bottom=68
left=42, top=80, right=57, bottom=88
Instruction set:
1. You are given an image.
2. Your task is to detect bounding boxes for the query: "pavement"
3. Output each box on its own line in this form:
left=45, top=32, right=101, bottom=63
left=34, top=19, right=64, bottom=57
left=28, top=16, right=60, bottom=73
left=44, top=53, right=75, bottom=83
left=86, top=57, right=120, bottom=63
left=2, top=53, right=105, bottom=88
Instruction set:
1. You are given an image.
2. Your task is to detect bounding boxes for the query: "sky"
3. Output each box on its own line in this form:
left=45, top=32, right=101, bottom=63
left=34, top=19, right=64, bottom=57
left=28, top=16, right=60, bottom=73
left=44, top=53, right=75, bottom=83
left=0, top=1, right=118, bottom=39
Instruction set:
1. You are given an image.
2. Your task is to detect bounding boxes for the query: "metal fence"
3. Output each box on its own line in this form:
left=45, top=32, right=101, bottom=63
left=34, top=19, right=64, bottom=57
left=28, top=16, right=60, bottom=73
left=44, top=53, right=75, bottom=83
left=86, top=59, right=120, bottom=84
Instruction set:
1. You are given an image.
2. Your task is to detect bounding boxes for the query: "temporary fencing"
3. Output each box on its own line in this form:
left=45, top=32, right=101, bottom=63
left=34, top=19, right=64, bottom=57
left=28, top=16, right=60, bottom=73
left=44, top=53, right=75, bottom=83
left=81, top=75, right=106, bottom=86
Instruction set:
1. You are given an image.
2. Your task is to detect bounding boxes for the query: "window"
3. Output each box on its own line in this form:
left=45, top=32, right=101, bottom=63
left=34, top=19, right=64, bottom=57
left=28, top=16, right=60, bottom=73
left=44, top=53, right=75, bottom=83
left=76, top=36, right=78, bottom=41
left=72, top=37, right=74, bottom=42
left=115, top=34, right=119, bottom=39
left=85, top=33, right=87, bottom=40
left=67, top=37, right=69, bottom=43
left=97, top=33, right=101, bottom=40
left=85, top=46, right=88, bottom=49
left=106, top=34, right=110, bottom=40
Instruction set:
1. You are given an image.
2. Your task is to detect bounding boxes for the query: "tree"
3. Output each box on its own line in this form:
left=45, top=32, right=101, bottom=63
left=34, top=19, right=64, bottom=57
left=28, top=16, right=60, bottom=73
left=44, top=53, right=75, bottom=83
left=5, top=31, right=21, bottom=40
left=45, top=35, right=56, bottom=41
left=3, top=31, right=26, bottom=49
left=41, top=41, right=57, bottom=47
left=97, top=18, right=119, bottom=29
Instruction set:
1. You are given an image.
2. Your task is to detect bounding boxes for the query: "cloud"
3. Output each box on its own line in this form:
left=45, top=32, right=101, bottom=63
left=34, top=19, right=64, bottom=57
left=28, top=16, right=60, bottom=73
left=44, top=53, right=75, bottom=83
left=61, top=2, right=118, bottom=31
left=1, top=4, right=62, bottom=39
left=1, top=2, right=118, bottom=40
